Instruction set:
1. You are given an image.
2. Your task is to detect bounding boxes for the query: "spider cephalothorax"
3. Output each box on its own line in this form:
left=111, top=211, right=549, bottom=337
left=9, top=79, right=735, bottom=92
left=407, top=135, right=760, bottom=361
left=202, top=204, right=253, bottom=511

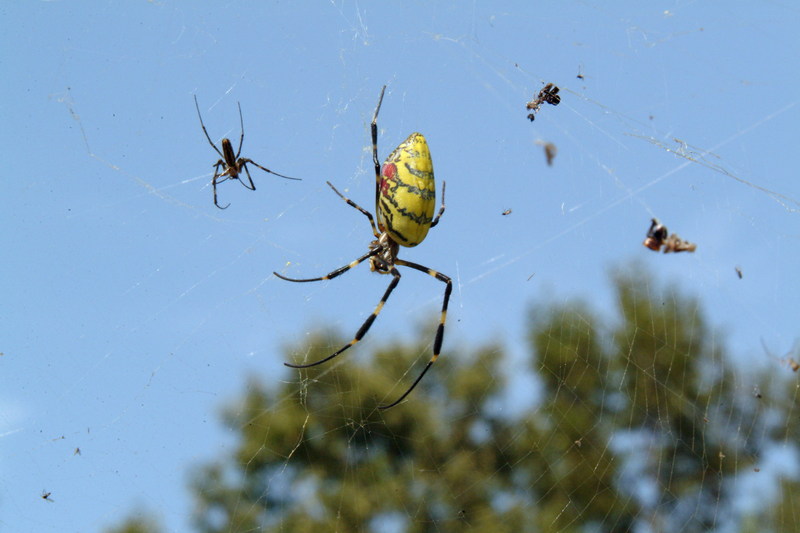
left=368, top=233, right=400, bottom=274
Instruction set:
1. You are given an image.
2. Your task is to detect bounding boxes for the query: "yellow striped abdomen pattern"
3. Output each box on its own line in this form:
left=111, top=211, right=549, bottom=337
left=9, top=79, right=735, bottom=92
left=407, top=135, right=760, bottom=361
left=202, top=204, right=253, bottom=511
left=377, top=132, right=435, bottom=247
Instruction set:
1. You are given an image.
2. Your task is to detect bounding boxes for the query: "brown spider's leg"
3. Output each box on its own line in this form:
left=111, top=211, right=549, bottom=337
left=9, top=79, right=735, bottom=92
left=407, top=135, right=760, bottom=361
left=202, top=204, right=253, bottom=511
left=378, top=259, right=452, bottom=410
left=212, top=162, right=230, bottom=210
left=326, top=181, right=381, bottom=238
left=194, top=95, right=225, bottom=159
left=274, top=247, right=380, bottom=284
left=284, top=264, right=401, bottom=370
left=429, top=181, right=447, bottom=229
left=238, top=162, right=257, bottom=191
left=241, top=159, right=301, bottom=181
left=234, top=102, right=245, bottom=160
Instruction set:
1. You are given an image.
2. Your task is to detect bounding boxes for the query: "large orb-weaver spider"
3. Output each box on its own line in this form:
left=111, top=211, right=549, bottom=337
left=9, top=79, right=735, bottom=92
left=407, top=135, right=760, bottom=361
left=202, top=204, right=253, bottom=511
left=194, top=95, right=300, bottom=209
left=274, top=86, right=451, bottom=410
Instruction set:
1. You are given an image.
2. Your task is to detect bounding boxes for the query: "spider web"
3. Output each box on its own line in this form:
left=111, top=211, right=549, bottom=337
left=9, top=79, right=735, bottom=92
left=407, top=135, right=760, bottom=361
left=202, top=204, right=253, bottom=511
left=2, top=2, right=799, bottom=532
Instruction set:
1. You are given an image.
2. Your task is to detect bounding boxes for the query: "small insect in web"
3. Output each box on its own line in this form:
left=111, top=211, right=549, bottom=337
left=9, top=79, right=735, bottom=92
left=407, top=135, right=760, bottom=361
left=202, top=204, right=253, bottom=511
left=642, top=218, right=697, bottom=253
left=535, top=140, right=558, bottom=166
left=642, top=218, right=669, bottom=251
left=526, top=83, right=561, bottom=121
left=274, top=85, right=451, bottom=410
left=194, top=95, right=301, bottom=209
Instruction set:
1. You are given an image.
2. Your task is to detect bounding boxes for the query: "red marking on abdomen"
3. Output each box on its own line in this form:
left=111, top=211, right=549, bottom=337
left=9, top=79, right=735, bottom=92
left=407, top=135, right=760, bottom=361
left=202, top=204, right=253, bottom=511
left=382, top=162, right=397, bottom=179
left=380, top=163, right=397, bottom=197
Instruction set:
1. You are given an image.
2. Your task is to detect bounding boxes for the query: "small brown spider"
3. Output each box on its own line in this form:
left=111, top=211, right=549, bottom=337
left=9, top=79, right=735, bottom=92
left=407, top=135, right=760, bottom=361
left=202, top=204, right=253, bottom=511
left=526, top=83, right=561, bottom=121
left=194, top=95, right=301, bottom=209
left=643, top=218, right=697, bottom=253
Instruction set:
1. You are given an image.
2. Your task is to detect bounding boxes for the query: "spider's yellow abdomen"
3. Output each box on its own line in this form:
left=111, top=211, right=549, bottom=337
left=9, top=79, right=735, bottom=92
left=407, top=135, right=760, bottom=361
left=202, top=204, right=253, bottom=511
left=377, top=133, right=435, bottom=247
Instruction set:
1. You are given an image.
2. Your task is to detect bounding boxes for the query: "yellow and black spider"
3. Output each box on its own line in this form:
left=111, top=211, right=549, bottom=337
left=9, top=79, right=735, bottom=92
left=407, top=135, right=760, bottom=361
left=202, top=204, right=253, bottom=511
left=274, top=86, right=451, bottom=410
left=194, top=95, right=300, bottom=209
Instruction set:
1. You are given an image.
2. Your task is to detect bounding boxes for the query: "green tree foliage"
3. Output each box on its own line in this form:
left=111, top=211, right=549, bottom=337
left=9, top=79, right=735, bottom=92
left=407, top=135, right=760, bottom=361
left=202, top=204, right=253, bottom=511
left=107, top=267, right=798, bottom=533
left=189, top=329, right=526, bottom=533
left=105, top=513, right=163, bottom=533
left=520, top=295, right=638, bottom=532
left=611, top=269, right=741, bottom=531
left=519, top=268, right=757, bottom=532
left=771, top=478, right=800, bottom=533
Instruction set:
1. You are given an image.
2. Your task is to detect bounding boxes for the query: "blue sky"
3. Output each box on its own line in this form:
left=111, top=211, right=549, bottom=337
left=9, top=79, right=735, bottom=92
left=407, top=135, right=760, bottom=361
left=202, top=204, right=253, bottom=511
left=2, top=1, right=799, bottom=531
